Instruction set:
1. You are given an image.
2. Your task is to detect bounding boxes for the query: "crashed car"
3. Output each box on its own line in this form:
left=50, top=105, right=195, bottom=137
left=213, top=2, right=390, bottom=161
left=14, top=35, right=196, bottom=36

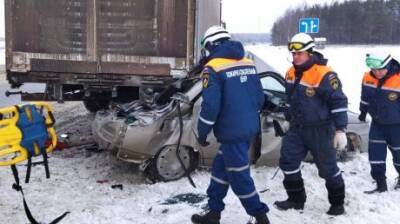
left=92, top=71, right=369, bottom=182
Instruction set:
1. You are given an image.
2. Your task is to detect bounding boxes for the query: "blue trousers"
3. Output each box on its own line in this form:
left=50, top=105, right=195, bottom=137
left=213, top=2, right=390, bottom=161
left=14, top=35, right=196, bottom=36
left=279, top=124, right=344, bottom=188
left=207, top=141, right=268, bottom=216
left=368, top=122, right=400, bottom=181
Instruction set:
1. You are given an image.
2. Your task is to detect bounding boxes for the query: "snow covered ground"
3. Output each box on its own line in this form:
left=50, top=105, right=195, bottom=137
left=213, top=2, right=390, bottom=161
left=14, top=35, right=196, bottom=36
left=1, top=45, right=400, bottom=224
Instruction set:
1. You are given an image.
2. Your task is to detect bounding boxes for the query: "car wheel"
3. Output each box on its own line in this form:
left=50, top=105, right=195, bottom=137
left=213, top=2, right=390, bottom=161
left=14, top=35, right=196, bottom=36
left=147, top=145, right=198, bottom=182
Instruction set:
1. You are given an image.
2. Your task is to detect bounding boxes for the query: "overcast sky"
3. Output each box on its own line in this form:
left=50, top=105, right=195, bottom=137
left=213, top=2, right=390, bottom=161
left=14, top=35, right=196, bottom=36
left=222, top=0, right=346, bottom=33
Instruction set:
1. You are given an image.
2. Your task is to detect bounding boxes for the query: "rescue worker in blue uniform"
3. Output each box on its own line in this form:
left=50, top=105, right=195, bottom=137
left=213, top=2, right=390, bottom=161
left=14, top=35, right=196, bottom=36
left=359, top=51, right=400, bottom=193
left=274, top=33, right=348, bottom=216
left=191, top=26, right=269, bottom=224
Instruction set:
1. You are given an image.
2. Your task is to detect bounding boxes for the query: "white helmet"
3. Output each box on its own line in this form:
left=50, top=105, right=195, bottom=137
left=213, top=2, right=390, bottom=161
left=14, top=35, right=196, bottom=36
left=288, top=33, right=315, bottom=52
left=201, top=25, right=231, bottom=48
left=366, top=50, right=392, bottom=69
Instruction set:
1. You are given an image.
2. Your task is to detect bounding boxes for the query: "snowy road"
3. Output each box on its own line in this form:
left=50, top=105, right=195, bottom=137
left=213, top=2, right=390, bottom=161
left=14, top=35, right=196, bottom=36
left=1, top=45, right=400, bottom=224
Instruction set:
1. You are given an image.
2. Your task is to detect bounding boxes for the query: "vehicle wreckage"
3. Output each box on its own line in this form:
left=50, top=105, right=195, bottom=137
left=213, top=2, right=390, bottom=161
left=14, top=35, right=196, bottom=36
left=92, top=70, right=369, bottom=183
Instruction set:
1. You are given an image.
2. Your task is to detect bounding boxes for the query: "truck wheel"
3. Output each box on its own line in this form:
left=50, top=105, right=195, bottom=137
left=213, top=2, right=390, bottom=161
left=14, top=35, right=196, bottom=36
left=83, top=100, right=110, bottom=113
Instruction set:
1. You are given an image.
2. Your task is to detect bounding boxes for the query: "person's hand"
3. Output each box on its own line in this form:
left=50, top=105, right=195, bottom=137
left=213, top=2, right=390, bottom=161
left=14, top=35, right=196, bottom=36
left=358, top=112, right=367, bottom=122
left=334, top=131, right=347, bottom=152
left=197, top=137, right=210, bottom=147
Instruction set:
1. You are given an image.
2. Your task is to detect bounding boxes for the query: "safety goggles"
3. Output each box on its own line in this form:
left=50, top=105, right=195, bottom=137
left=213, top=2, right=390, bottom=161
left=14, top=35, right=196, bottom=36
left=287, top=41, right=313, bottom=51
left=365, top=54, right=391, bottom=69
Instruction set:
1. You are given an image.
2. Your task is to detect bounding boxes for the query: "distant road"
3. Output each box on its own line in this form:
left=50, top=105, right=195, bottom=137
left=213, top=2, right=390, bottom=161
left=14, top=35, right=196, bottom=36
left=0, top=65, right=46, bottom=107
left=0, top=67, right=20, bottom=107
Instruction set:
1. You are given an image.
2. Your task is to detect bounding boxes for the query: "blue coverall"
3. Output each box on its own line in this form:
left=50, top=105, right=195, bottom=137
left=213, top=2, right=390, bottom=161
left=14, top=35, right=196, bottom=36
left=360, top=59, right=400, bottom=182
left=281, top=52, right=348, bottom=206
left=197, top=39, right=268, bottom=217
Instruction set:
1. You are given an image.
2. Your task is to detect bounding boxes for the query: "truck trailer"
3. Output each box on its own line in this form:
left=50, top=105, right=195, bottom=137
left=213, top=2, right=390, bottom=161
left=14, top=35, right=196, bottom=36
left=5, top=0, right=221, bottom=111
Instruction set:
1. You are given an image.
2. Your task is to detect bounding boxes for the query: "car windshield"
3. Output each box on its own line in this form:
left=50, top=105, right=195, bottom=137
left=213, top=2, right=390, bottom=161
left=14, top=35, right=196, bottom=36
left=260, top=76, right=285, bottom=92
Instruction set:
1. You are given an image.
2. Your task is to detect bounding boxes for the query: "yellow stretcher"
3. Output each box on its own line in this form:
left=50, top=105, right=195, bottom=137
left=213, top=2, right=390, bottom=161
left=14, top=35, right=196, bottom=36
left=1, top=102, right=69, bottom=224
left=0, top=102, right=57, bottom=166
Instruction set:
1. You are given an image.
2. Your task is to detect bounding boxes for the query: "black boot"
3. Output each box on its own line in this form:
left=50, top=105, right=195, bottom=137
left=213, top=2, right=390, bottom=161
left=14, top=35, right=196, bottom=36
left=254, top=213, right=270, bottom=224
left=364, top=179, right=388, bottom=194
left=191, top=210, right=221, bottom=224
left=326, top=184, right=345, bottom=216
left=395, top=177, right=400, bottom=190
left=274, top=179, right=306, bottom=211
left=327, top=204, right=345, bottom=216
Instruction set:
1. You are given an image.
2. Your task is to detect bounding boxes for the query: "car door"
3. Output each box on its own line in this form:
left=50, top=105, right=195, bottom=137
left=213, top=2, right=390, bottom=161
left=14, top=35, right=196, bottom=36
left=252, top=71, right=289, bottom=166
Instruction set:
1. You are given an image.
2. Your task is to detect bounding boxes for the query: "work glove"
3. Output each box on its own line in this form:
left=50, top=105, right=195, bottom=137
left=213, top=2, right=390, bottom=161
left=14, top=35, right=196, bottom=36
left=197, top=137, right=210, bottom=147
left=358, top=111, right=367, bottom=122
left=334, top=131, right=347, bottom=152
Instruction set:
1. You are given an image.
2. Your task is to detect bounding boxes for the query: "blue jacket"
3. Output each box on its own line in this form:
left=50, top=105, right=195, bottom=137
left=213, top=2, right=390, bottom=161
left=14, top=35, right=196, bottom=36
left=197, top=40, right=265, bottom=143
left=360, top=59, right=400, bottom=125
left=285, top=52, right=348, bottom=130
